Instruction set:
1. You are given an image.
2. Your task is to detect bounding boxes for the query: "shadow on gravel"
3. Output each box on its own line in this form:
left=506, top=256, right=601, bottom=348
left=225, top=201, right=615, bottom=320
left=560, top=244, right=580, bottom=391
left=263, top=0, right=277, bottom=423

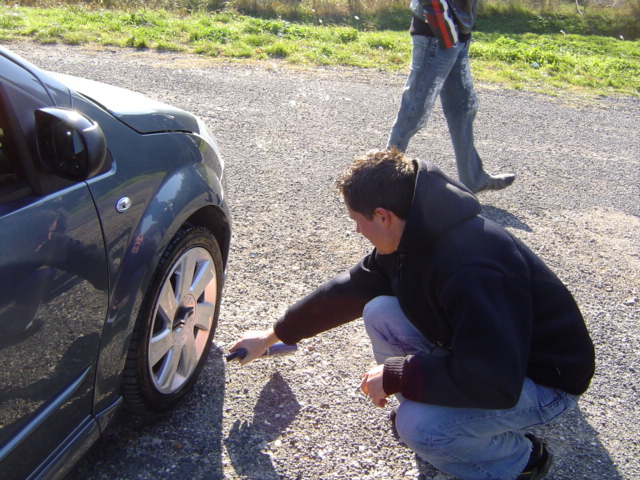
left=66, top=346, right=227, bottom=480
left=481, top=205, right=532, bottom=233
left=545, top=407, right=625, bottom=480
left=409, top=404, right=624, bottom=480
left=224, top=371, right=301, bottom=479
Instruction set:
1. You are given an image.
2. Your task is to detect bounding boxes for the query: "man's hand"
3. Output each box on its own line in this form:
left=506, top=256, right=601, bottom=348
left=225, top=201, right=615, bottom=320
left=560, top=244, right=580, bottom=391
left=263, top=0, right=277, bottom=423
left=360, top=364, right=389, bottom=408
left=228, top=329, right=279, bottom=365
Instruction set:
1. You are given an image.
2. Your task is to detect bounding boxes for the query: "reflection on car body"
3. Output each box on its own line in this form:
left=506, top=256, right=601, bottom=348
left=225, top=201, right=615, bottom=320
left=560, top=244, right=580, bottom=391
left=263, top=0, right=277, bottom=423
left=0, top=46, right=231, bottom=480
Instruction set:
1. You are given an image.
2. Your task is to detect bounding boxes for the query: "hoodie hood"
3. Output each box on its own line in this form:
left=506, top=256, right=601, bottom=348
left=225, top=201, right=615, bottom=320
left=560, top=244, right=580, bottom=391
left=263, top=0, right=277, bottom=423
left=400, top=159, right=481, bottom=251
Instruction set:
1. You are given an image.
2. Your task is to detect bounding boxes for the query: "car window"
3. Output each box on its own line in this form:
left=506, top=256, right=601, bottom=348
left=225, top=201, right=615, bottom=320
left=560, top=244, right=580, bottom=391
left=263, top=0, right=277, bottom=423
left=0, top=106, right=22, bottom=190
left=0, top=56, right=53, bottom=106
left=0, top=55, right=52, bottom=160
left=0, top=54, right=65, bottom=200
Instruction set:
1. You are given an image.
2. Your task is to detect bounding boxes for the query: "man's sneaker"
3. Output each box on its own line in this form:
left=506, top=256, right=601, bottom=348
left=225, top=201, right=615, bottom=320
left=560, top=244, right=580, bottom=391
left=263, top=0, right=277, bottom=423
left=517, top=434, right=553, bottom=480
left=472, top=173, right=516, bottom=194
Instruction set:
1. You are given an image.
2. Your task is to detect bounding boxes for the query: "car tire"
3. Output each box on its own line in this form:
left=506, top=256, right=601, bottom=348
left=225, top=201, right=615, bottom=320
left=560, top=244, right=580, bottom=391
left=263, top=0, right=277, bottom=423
left=122, top=225, right=223, bottom=414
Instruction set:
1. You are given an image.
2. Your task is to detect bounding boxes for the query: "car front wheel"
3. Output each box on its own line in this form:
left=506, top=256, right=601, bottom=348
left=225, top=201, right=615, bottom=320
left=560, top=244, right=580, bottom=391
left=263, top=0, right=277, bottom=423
left=122, top=225, right=223, bottom=414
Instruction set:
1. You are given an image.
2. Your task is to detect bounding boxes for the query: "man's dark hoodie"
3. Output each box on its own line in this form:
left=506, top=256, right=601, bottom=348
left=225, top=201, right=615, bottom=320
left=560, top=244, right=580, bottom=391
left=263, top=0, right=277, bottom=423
left=274, top=160, right=595, bottom=410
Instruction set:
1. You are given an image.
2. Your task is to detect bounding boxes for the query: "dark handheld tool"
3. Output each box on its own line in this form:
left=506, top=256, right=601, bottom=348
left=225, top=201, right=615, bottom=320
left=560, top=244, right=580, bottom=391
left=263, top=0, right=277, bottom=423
left=225, top=342, right=298, bottom=362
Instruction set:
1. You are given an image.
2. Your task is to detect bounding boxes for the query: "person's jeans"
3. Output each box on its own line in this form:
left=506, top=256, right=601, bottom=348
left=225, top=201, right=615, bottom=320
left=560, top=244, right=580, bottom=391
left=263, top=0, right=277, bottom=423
left=363, top=296, right=578, bottom=480
left=387, top=36, right=491, bottom=192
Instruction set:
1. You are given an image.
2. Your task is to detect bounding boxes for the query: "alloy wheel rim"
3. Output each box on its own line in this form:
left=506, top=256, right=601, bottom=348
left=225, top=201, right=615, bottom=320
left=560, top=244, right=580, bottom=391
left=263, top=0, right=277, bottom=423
left=147, top=246, right=217, bottom=394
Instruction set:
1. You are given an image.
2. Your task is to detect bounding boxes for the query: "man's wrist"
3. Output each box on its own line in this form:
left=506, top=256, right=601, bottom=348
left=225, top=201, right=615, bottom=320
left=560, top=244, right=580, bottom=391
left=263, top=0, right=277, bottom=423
left=261, top=329, right=280, bottom=350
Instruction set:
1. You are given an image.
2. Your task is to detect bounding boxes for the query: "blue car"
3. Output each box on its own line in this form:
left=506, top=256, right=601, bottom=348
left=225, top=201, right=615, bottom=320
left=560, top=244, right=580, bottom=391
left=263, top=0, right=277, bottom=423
left=0, top=46, right=231, bottom=480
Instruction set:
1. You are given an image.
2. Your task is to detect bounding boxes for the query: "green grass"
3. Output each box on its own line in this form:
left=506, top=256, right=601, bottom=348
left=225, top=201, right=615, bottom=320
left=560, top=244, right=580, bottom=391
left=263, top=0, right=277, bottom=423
left=471, top=32, right=639, bottom=94
left=0, top=3, right=638, bottom=97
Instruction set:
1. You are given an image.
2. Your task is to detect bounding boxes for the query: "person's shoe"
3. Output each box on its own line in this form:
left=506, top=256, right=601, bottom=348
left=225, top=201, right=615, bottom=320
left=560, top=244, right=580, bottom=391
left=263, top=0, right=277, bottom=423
left=388, top=407, right=401, bottom=442
left=517, top=434, right=553, bottom=480
left=389, top=407, right=405, bottom=445
left=472, top=173, right=516, bottom=194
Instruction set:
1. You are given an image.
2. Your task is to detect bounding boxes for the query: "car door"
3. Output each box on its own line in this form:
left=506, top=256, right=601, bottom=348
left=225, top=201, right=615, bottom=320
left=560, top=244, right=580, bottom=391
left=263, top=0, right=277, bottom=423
left=0, top=55, right=109, bottom=480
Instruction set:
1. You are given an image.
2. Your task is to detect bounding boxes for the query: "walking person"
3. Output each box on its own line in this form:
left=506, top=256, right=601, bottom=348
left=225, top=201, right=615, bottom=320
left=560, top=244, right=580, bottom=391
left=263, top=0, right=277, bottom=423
left=231, top=148, right=594, bottom=479
left=388, top=0, right=515, bottom=193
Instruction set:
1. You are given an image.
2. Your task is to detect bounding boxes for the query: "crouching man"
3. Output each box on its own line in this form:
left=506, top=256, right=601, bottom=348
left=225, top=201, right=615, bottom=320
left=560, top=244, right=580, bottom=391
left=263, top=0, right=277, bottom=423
left=230, top=148, right=595, bottom=480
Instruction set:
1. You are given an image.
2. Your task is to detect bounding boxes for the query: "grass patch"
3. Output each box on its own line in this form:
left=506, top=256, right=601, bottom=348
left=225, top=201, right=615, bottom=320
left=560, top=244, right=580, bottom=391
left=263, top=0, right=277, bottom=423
left=0, top=2, right=638, bottom=97
left=471, top=31, right=639, bottom=94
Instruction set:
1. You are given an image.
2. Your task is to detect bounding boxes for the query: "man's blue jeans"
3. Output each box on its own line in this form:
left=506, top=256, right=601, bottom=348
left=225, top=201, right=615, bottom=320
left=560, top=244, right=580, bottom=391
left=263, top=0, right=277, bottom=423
left=363, top=296, right=578, bottom=480
left=387, top=36, right=492, bottom=192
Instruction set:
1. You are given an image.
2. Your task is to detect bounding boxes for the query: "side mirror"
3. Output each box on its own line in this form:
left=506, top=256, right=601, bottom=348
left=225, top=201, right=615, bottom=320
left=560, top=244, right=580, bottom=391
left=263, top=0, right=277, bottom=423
left=35, top=107, right=107, bottom=181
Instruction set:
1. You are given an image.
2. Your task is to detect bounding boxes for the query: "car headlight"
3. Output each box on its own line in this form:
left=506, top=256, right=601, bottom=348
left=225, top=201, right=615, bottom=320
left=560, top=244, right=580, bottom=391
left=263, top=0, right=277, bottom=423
left=195, top=116, right=223, bottom=170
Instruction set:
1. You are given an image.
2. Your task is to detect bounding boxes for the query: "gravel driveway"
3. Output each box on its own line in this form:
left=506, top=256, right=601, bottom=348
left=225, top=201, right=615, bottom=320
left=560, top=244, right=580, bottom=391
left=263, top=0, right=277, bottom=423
left=7, top=42, right=639, bottom=480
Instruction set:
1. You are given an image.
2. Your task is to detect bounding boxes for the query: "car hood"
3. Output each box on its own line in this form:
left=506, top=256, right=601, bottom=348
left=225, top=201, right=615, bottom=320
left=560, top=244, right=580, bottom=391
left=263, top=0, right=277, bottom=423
left=50, top=72, right=200, bottom=134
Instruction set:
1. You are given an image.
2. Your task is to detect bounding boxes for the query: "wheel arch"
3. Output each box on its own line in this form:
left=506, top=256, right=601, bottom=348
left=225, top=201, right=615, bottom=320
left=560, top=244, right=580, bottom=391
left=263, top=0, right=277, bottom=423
left=186, top=204, right=232, bottom=270
left=92, top=164, right=231, bottom=416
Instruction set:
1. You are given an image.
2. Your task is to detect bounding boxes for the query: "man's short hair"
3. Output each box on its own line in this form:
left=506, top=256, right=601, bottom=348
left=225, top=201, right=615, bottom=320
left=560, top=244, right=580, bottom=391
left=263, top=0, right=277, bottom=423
left=336, top=148, right=416, bottom=220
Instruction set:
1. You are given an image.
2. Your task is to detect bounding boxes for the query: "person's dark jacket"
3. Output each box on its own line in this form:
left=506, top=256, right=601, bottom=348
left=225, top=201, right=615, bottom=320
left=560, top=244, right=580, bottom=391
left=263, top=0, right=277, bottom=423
left=410, top=0, right=477, bottom=48
left=274, top=159, right=595, bottom=410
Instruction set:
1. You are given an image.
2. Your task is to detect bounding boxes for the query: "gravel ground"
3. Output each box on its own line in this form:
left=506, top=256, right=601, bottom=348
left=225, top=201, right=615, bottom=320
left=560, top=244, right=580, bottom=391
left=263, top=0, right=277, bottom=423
left=6, top=42, right=639, bottom=480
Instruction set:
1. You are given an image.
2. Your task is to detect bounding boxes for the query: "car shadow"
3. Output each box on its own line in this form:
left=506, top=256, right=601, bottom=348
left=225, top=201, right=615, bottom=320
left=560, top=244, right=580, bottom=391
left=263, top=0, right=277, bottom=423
left=224, top=370, right=301, bottom=479
left=68, top=349, right=302, bottom=480
left=413, top=402, right=623, bottom=479
left=66, top=346, right=228, bottom=480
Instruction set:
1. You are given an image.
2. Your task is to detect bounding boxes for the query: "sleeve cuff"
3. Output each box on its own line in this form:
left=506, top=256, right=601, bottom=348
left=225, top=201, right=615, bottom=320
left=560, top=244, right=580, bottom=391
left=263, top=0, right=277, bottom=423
left=383, top=356, right=406, bottom=395
left=273, top=318, right=295, bottom=345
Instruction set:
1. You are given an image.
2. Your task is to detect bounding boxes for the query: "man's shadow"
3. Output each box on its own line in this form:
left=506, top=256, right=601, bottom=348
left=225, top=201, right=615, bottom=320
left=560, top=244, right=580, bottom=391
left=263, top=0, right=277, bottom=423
left=224, top=371, right=301, bottom=480
left=481, top=205, right=532, bottom=233
left=414, top=406, right=622, bottom=479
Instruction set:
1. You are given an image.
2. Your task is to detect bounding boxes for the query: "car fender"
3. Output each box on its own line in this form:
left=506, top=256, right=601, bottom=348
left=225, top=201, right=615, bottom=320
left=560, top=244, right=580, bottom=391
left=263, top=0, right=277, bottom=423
left=92, top=160, right=229, bottom=415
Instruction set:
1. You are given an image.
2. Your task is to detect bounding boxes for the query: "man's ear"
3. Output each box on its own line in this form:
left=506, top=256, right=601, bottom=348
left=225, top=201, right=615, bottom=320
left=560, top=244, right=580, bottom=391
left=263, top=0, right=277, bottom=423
left=374, top=207, right=393, bottom=226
